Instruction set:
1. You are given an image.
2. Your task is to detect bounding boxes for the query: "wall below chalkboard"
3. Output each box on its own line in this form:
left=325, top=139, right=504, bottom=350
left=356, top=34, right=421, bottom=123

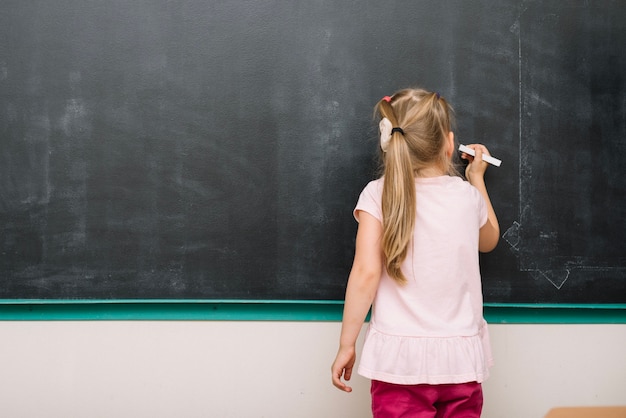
left=0, top=322, right=624, bottom=417
left=1, top=1, right=624, bottom=304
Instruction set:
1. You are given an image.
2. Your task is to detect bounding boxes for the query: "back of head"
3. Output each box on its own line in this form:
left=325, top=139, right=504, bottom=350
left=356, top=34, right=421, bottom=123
left=376, top=88, right=455, bottom=174
left=375, top=88, right=456, bottom=284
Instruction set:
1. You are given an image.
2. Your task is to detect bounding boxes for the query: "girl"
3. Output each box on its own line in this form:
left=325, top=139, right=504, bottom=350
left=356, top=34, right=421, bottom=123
left=331, top=88, right=500, bottom=417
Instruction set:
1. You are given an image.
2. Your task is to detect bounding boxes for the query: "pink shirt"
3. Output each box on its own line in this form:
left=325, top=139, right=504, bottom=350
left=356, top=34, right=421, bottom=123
left=354, top=176, right=493, bottom=385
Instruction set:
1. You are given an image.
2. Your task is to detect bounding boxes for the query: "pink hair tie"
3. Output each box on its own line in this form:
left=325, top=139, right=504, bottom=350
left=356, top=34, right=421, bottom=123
left=382, top=96, right=392, bottom=103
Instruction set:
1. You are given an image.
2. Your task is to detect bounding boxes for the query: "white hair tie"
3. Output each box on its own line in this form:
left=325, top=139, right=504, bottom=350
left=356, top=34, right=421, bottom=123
left=379, top=118, right=392, bottom=152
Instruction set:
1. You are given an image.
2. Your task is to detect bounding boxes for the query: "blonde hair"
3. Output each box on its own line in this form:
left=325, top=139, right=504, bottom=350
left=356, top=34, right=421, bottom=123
left=375, top=88, right=456, bottom=284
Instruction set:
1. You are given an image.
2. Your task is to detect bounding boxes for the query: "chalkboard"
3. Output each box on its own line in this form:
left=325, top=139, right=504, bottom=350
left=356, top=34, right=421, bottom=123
left=1, top=1, right=624, bottom=303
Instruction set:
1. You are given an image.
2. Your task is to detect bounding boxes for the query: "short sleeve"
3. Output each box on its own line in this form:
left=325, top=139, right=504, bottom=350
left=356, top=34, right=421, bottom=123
left=354, top=180, right=383, bottom=223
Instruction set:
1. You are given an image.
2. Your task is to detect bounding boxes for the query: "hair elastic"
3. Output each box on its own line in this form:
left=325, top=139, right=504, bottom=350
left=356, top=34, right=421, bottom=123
left=382, top=96, right=392, bottom=103
left=391, top=127, right=404, bottom=135
left=435, top=92, right=441, bottom=100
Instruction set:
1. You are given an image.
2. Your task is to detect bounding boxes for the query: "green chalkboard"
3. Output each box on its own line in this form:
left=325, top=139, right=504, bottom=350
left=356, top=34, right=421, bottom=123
left=1, top=1, right=624, bottom=309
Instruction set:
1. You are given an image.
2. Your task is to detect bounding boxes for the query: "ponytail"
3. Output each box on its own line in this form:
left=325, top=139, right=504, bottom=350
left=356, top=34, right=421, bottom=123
left=375, top=89, right=455, bottom=284
left=376, top=99, right=416, bottom=284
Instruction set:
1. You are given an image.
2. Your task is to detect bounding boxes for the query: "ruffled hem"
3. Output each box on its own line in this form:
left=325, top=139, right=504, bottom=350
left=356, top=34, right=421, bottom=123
left=357, top=323, right=494, bottom=385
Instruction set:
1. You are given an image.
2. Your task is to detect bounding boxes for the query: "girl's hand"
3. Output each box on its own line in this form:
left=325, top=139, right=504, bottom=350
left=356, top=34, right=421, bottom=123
left=461, top=143, right=491, bottom=184
left=331, top=345, right=356, bottom=392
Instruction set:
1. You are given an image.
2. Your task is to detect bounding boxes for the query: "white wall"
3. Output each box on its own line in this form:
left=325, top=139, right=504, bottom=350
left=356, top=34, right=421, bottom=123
left=0, top=322, right=624, bottom=418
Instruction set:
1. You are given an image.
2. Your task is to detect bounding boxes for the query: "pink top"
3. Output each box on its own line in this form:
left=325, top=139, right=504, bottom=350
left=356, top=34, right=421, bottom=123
left=354, top=176, right=494, bottom=385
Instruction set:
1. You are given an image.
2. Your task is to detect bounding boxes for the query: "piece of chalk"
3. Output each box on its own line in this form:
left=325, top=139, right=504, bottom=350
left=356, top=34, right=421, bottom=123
left=459, top=144, right=502, bottom=167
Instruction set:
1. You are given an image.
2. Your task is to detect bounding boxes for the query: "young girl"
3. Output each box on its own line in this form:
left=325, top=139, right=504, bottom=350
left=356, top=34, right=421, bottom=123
left=331, top=88, right=500, bottom=417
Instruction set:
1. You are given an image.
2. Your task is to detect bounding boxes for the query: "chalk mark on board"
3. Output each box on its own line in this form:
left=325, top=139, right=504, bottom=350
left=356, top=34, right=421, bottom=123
left=503, top=221, right=571, bottom=289
left=502, top=221, right=520, bottom=254
left=530, top=269, right=570, bottom=290
left=507, top=4, right=626, bottom=291
left=509, top=10, right=571, bottom=290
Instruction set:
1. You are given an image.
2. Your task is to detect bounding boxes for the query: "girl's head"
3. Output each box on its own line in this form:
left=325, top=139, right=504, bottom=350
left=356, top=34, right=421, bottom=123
left=374, top=88, right=456, bottom=284
left=375, top=88, right=456, bottom=176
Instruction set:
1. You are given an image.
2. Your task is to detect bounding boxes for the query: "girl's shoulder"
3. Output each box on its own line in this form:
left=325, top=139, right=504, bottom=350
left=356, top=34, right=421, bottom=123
left=354, top=178, right=384, bottom=222
left=360, top=177, right=384, bottom=196
left=441, top=175, right=479, bottom=192
left=420, top=175, right=484, bottom=205
left=444, top=176, right=488, bottom=211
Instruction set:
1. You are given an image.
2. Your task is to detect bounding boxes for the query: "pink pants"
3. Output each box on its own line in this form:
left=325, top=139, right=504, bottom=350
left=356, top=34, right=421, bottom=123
left=371, top=380, right=483, bottom=418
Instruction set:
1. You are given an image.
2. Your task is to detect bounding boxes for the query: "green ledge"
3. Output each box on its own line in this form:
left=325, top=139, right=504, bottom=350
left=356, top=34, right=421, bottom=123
left=0, top=300, right=625, bottom=323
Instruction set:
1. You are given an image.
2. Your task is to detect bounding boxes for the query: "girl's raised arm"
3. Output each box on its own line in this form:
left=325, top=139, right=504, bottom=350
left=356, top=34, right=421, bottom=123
left=461, top=144, right=500, bottom=253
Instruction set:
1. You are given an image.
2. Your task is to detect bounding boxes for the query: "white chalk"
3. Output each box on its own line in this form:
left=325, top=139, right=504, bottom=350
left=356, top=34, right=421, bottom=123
left=458, top=144, right=502, bottom=167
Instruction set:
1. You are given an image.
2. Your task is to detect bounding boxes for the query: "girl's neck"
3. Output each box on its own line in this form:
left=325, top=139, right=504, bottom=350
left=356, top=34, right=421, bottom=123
left=415, top=166, right=447, bottom=178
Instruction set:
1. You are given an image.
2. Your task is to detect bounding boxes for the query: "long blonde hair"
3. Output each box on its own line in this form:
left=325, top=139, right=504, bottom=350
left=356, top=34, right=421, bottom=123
left=375, top=88, right=456, bottom=284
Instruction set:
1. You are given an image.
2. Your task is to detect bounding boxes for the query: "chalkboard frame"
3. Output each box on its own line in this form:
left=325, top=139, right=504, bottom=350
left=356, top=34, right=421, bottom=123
left=0, top=300, right=624, bottom=323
